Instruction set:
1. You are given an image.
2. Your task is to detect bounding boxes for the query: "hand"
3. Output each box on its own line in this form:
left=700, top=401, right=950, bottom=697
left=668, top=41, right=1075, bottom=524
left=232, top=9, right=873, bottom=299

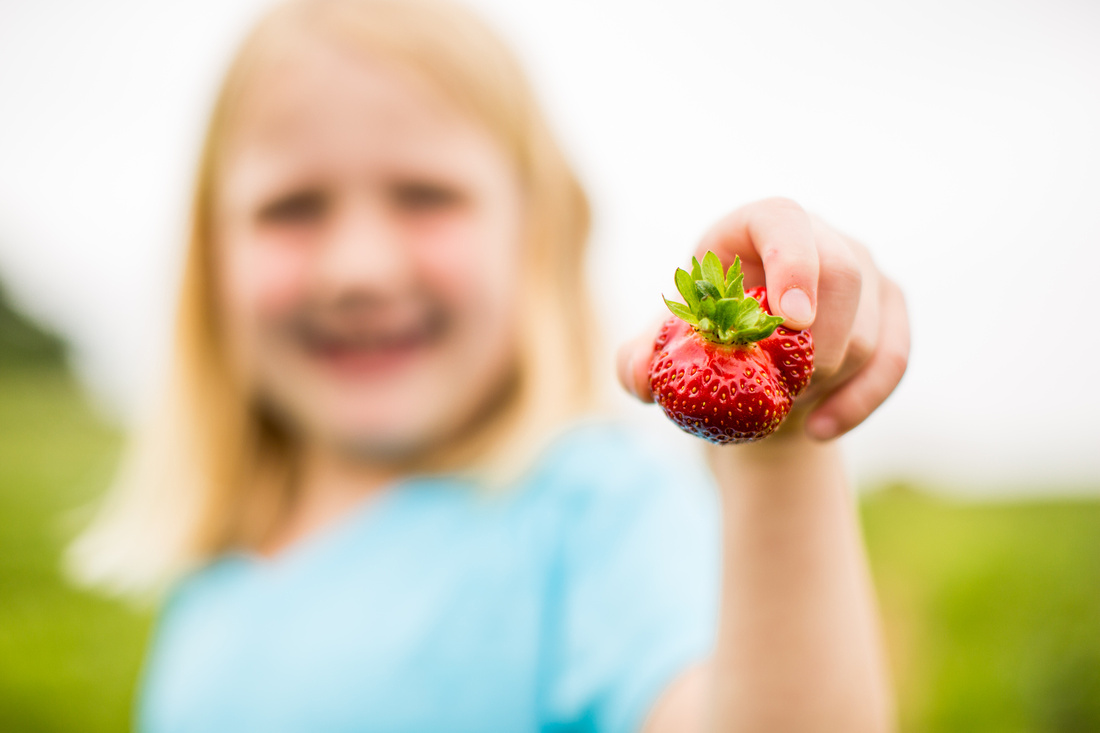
left=617, top=197, right=910, bottom=441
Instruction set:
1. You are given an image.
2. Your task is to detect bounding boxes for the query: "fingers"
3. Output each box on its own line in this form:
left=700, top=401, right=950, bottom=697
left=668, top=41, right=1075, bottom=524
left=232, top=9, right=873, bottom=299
left=643, top=198, right=905, bottom=435
left=698, top=197, right=820, bottom=330
left=840, top=241, right=881, bottom=379
left=802, top=228, right=881, bottom=398
left=806, top=218, right=864, bottom=376
left=616, top=317, right=665, bottom=403
left=805, top=278, right=910, bottom=440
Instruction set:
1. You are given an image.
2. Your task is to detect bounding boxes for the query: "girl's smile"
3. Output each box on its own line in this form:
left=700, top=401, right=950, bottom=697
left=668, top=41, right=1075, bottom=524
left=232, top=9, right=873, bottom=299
left=289, top=299, right=451, bottom=379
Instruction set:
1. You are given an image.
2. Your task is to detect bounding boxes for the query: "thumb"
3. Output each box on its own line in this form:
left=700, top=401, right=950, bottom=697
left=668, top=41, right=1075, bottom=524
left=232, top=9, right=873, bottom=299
left=698, top=198, right=820, bottom=329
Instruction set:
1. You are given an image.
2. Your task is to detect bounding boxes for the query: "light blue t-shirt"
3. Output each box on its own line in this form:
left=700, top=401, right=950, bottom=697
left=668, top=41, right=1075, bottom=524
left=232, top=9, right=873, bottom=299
left=139, top=422, right=721, bottom=733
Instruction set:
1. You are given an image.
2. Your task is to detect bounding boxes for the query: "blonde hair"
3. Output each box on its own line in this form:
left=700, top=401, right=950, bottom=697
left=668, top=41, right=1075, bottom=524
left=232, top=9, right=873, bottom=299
left=68, top=0, right=594, bottom=596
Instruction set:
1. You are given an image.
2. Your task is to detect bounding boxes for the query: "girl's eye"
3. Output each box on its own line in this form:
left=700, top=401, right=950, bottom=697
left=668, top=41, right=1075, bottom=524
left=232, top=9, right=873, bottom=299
left=391, top=183, right=463, bottom=212
left=257, top=190, right=327, bottom=225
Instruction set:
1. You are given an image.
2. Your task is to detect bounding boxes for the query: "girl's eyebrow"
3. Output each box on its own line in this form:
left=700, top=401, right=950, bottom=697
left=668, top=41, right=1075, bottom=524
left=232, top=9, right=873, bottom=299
left=221, top=156, right=324, bottom=210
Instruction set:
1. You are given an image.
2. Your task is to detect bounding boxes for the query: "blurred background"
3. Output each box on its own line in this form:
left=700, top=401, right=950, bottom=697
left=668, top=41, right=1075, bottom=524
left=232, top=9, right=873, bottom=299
left=1, top=0, right=1098, bottom=731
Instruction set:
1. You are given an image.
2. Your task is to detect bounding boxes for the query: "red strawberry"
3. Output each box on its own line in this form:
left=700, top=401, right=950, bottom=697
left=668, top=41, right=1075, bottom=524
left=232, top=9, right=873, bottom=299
left=649, top=252, right=814, bottom=444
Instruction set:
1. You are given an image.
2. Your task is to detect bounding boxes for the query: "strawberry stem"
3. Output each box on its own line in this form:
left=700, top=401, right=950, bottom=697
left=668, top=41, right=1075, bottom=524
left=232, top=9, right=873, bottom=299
left=663, top=252, right=784, bottom=345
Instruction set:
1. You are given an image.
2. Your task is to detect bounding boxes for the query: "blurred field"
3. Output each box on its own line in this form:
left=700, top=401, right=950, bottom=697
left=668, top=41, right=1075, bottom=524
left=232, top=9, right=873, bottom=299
left=1, top=364, right=1099, bottom=732
left=864, top=487, right=1100, bottom=732
left=0, top=366, right=150, bottom=732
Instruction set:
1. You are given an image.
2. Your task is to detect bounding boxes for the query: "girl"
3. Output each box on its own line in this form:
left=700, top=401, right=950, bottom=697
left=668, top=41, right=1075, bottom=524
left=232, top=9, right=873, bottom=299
left=71, top=0, right=909, bottom=731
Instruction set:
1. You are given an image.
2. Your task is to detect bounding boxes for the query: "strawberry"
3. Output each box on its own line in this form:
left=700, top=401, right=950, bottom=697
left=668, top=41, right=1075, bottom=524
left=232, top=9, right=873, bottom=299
left=649, top=252, right=814, bottom=444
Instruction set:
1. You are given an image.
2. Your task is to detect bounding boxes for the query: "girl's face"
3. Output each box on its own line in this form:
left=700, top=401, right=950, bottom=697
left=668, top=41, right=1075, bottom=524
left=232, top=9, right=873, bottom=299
left=215, top=39, right=524, bottom=460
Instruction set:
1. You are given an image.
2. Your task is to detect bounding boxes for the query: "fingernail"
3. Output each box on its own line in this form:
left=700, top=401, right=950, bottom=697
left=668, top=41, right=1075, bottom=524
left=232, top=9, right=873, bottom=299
left=807, top=415, right=838, bottom=440
left=779, top=287, right=813, bottom=324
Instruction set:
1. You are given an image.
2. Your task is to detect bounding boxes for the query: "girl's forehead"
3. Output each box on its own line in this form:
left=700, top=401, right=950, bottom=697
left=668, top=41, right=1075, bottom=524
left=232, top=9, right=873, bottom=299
left=234, top=40, right=462, bottom=150
left=218, top=40, right=508, bottom=198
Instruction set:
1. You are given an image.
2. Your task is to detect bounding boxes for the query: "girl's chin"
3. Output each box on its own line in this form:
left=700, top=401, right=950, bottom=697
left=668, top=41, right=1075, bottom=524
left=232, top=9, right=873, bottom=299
left=320, top=396, right=457, bottom=448
left=325, top=422, right=455, bottom=464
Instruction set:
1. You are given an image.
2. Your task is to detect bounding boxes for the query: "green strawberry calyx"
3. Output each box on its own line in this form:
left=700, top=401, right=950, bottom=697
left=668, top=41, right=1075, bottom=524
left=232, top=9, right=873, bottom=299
left=663, top=251, right=785, bottom=345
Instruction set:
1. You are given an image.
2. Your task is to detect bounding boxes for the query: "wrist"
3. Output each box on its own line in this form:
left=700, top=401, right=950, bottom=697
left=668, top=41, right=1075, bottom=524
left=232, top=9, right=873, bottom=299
left=705, top=413, right=843, bottom=485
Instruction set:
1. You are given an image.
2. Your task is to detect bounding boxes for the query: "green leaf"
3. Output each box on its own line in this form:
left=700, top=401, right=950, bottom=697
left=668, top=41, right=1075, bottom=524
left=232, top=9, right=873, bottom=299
left=713, top=298, right=741, bottom=332
left=697, top=295, right=717, bottom=320
left=661, top=252, right=786, bottom=346
left=663, top=297, right=698, bottom=324
left=731, top=313, right=785, bottom=344
left=724, top=256, right=744, bottom=295
left=701, top=251, right=725, bottom=290
left=674, top=268, right=700, bottom=311
left=690, top=256, right=703, bottom=282
left=726, top=272, right=745, bottom=300
left=747, top=298, right=769, bottom=325
left=696, top=280, right=721, bottom=302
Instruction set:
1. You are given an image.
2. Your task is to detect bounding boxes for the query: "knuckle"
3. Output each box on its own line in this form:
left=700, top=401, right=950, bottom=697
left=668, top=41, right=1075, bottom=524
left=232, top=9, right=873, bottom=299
left=830, top=252, right=863, bottom=292
left=815, top=220, right=859, bottom=268
left=846, top=236, right=872, bottom=263
left=885, top=277, right=908, bottom=311
left=882, top=344, right=910, bottom=382
left=832, top=393, right=871, bottom=432
left=814, top=355, right=844, bottom=380
left=849, top=392, right=877, bottom=426
left=846, top=331, right=876, bottom=366
left=751, top=197, right=810, bottom=235
left=761, top=246, right=788, bottom=270
left=757, top=195, right=805, bottom=216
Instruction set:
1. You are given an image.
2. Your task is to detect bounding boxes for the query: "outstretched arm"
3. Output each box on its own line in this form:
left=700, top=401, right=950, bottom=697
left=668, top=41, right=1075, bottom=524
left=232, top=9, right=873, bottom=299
left=619, top=198, right=908, bottom=733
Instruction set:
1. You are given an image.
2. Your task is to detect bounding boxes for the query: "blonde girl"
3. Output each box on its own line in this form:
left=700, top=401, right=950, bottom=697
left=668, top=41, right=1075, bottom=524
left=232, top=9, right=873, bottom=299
left=71, top=0, right=909, bottom=731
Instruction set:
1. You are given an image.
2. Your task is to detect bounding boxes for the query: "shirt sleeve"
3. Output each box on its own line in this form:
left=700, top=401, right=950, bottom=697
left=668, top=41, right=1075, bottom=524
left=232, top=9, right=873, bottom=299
left=537, top=425, right=722, bottom=733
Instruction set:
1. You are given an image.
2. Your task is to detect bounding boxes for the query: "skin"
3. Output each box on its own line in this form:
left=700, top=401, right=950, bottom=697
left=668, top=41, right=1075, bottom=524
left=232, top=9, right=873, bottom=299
left=215, top=33, right=908, bottom=733
left=619, top=199, right=909, bottom=732
left=213, top=39, right=524, bottom=551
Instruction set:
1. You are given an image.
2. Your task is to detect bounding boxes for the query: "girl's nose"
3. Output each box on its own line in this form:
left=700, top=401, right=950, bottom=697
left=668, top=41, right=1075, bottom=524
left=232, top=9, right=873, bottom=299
left=315, top=195, right=413, bottom=296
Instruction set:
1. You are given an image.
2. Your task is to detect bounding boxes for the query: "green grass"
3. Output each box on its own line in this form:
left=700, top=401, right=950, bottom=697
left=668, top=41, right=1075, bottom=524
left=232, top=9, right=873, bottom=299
left=863, top=488, right=1100, bottom=733
left=0, top=366, right=1098, bottom=732
left=0, top=366, right=151, bottom=732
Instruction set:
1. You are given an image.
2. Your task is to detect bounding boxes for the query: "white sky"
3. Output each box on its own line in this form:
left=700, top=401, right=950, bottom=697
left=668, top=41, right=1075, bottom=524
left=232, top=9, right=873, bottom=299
left=1, top=0, right=1098, bottom=495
